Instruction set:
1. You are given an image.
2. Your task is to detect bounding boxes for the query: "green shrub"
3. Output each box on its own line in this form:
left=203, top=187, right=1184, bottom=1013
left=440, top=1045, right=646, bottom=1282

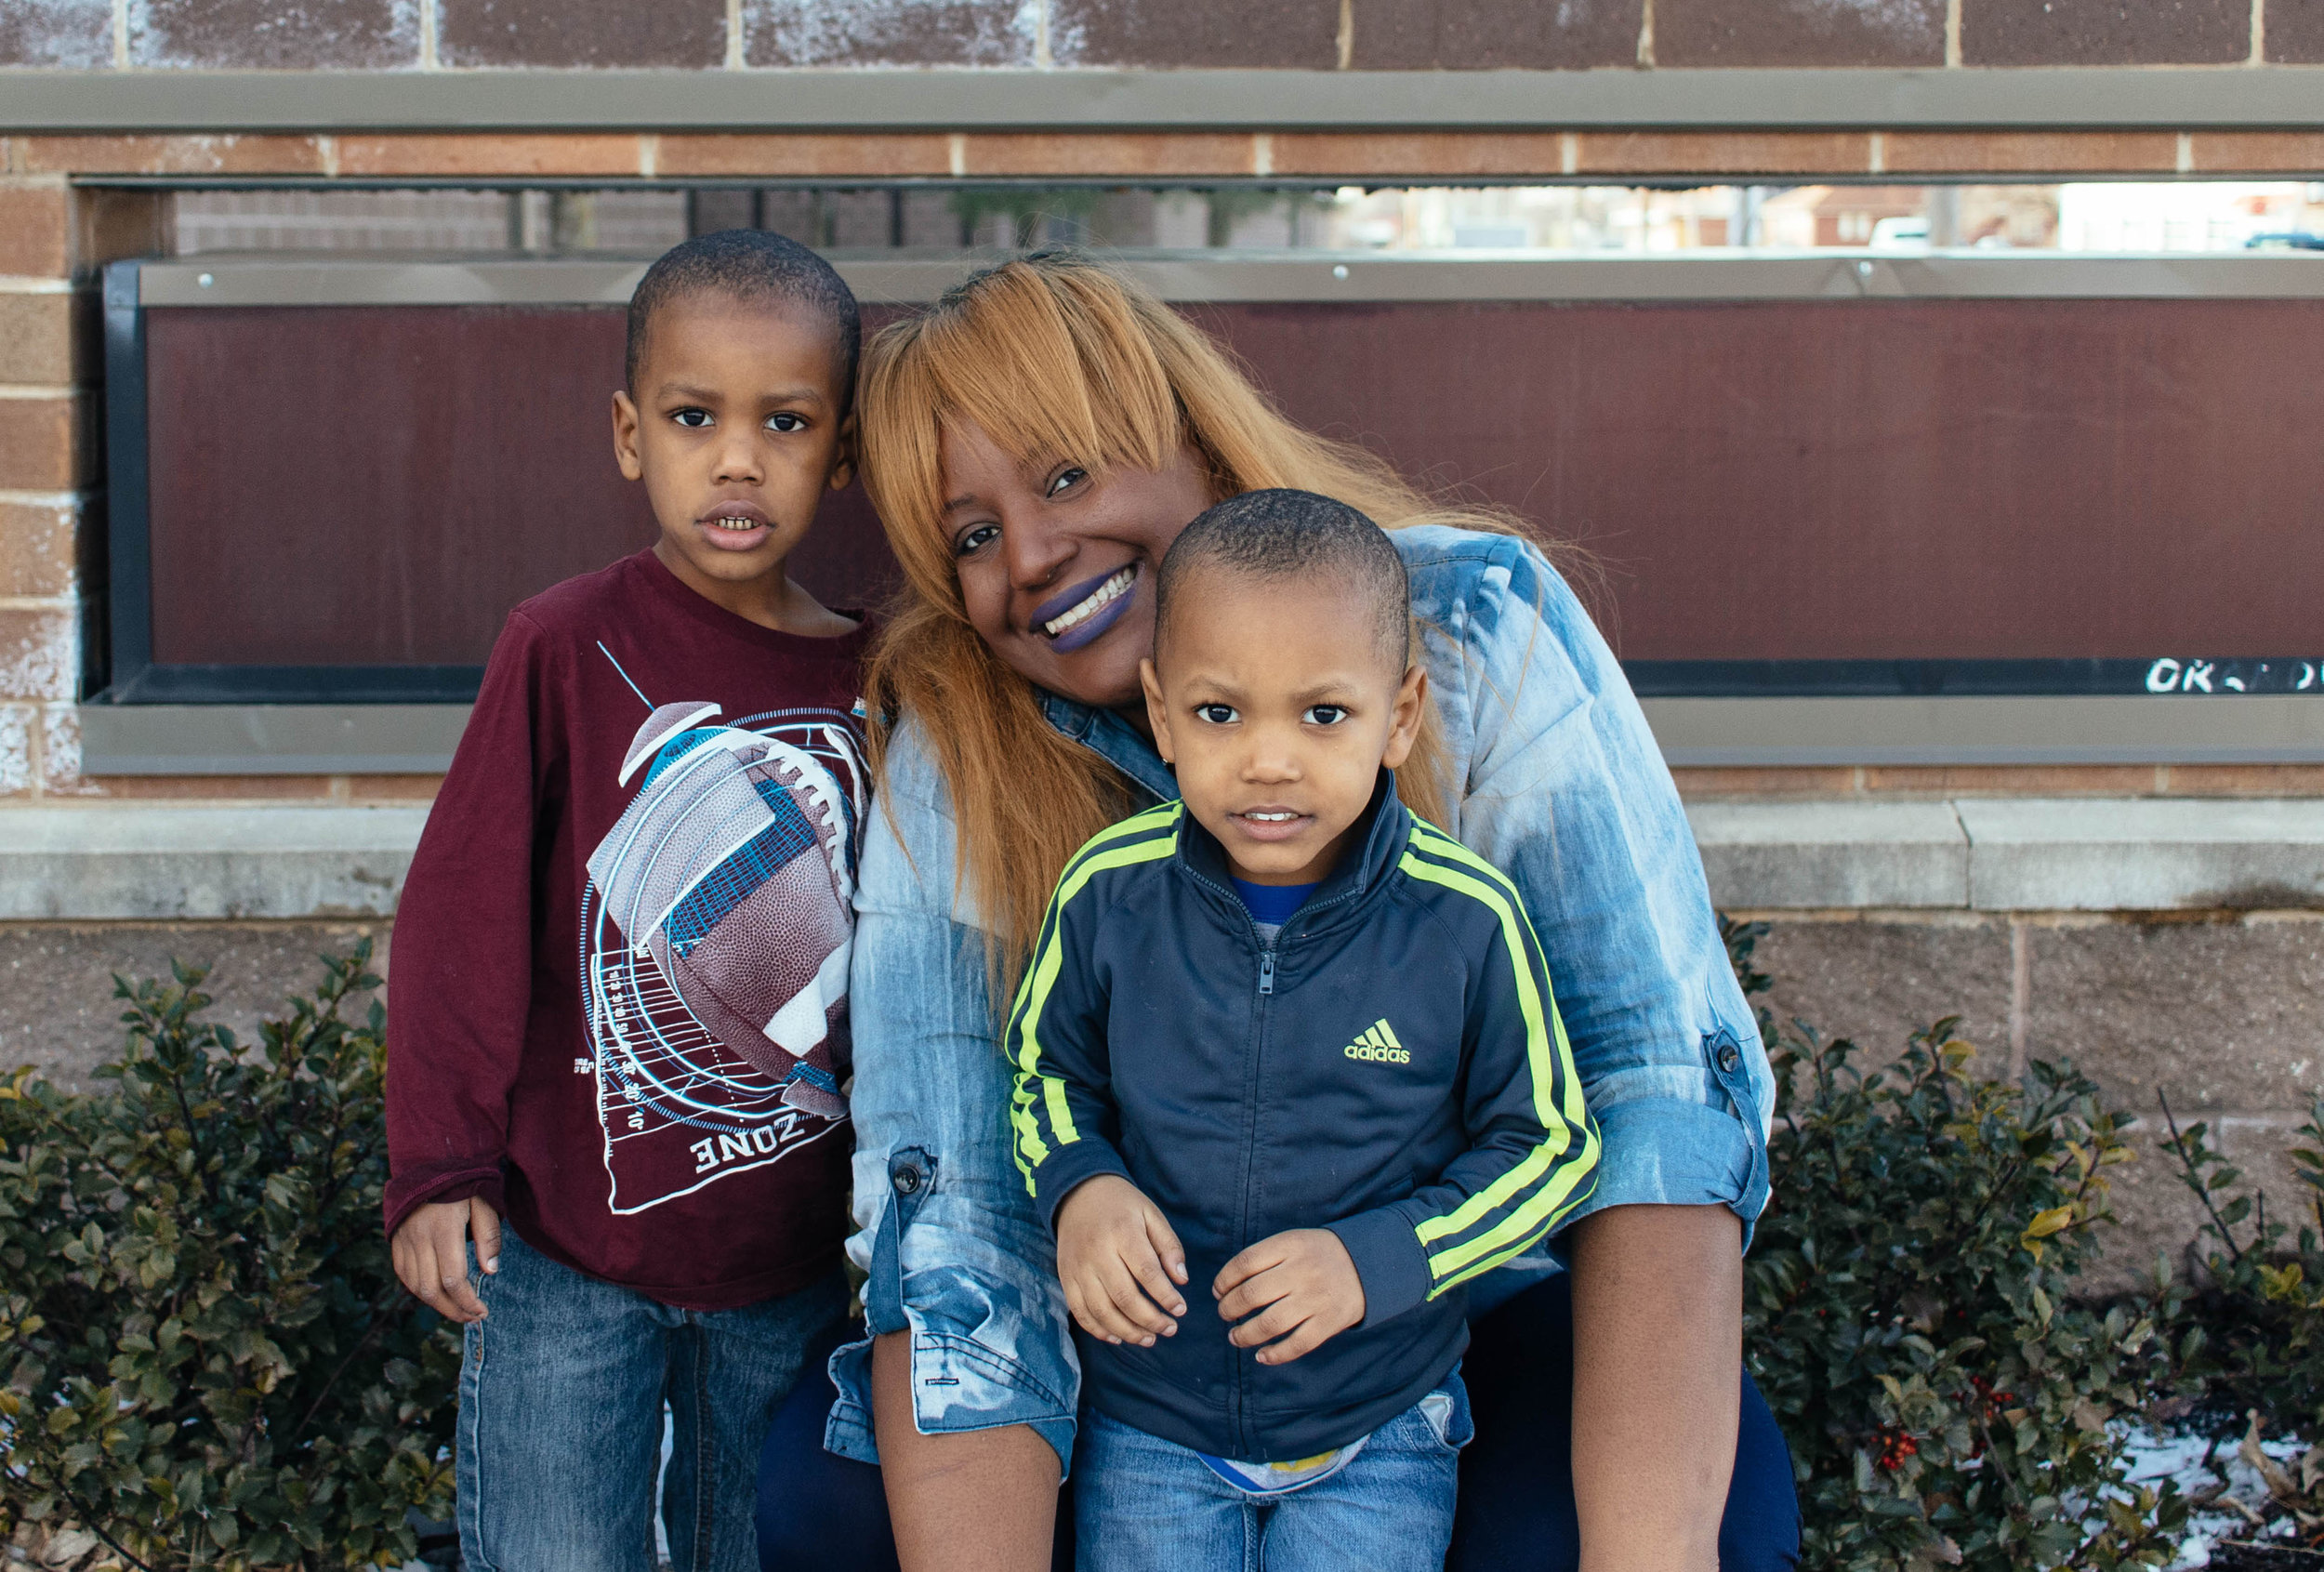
left=1729, top=920, right=2187, bottom=1572
left=0, top=945, right=458, bottom=1570
left=2155, top=1095, right=2324, bottom=1533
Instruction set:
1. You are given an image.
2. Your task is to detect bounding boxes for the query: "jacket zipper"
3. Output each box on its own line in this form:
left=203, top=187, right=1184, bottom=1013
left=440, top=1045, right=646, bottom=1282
left=1258, top=948, right=1275, bottom=994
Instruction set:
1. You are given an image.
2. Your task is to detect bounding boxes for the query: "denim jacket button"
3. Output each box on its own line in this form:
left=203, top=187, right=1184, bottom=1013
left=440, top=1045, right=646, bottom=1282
left=1716, top=1043, right=1741, bottom=1074
left=892, top=1165, right=922, bottom=1196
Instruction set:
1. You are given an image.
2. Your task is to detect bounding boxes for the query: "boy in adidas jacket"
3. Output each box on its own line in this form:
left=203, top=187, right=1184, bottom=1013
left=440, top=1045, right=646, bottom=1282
left=1007, top=490, right=1602, bottom=1572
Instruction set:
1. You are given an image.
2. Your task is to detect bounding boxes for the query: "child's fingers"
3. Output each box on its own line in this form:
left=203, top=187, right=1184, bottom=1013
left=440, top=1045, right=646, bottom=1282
left=1124, top=1233, right=1188, bottom=1319
left=1141, top=1208, right=1189, bottom=1288
left=1224, top=1294, right=1309, bottom=1350
left=1099, top=1255, right=1180, bottom=1341
left=469, top=1197, right=503, bottom=1275
left=1212, top=1236, right=1289, bottom=1303
left=1214, top=1261, right=1290, bottom=1325
left=1252, top=1315, right=1337, bottom=1366
left=1076, top=1268, right=1160, bottom=1346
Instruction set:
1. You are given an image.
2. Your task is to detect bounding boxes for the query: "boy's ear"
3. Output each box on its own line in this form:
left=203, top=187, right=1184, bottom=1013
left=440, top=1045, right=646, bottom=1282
left=611, top=390, right=644, bottom=482
left=1140, top=658, right=1174, bottom=763
left=1379, top=663, right=1429, bottom=773
left=826, top=409, right=858, bottom=494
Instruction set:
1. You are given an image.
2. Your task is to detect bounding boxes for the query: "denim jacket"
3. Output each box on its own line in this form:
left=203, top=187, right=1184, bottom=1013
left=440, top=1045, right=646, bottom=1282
left=825, top=526, right=1774, bottom=1473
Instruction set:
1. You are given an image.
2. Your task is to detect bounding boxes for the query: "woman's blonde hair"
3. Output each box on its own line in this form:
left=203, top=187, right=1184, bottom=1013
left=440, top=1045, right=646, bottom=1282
left=858, top=252, right=1525, bottom=982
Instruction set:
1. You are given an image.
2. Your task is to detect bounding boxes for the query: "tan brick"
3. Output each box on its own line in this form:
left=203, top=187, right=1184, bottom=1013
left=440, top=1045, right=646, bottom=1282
left=1670, top=766, right=1857, bottom=799
left=0, top=497, right=85, bottom=599
left=18, top=135, right=328, bottom=177
left=2187, top=132, right=2324, bottom=174
left=0, top=182, right=72, bottom=278
left=1862, top=764, right=2160, bottom=797
left=2159, top=764, right=2324, bottom=797
left=959, top=132, right=1256, bottom=178
left=1755, top=916, right=2014, bottom=1074
left=655, top=133, right=955, bottom=178
left=0, top=396, right=93, bottom=490
left=0, top=604, right=76, bottom=702
left=1577, top=131, right=1874, bottom=176
left=1272, top=132, right=1570, bottom=178
left=68, top=773, right=339, bottom=799
left=344, top=773, right=444, bottom=803
left=0, top=290, right=86, bottom=386
left=1882, top=130, right=2179, bottom=175
left=0, top=704, right=29, bottom=796
left=335, top=134, right=642, bottom=178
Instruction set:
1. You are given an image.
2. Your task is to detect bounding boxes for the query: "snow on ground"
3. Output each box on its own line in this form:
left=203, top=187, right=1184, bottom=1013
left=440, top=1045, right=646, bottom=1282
left=2120, top=1422, right=2314, bottom=1567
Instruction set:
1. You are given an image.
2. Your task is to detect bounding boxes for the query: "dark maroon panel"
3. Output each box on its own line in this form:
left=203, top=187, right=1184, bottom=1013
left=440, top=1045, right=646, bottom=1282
left=143, top=305, right=900, bottom=666
left=142, top=297, right=2324, bottom=669
left=1195, top=298, right=2324, bottom=660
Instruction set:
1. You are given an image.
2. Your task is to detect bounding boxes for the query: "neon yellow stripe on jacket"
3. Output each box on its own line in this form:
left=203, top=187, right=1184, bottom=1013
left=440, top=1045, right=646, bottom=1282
left=1007, top=804, right=1182, bottom=1191
left=1397, top=829, right=1601, bottom=1293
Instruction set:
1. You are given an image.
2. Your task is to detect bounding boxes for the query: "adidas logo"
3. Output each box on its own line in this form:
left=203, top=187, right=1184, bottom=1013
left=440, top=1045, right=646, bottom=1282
left=1343, top=1019, right=1409, bottom=1064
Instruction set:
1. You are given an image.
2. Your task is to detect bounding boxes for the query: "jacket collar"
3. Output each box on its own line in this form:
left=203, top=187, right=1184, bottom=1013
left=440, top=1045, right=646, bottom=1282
left=1171, top=771, right=1411, bottom=925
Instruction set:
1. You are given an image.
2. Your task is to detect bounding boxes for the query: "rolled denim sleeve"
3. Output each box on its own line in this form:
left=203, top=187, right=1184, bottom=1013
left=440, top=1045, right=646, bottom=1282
left=1402, top=529, right=1775, bottom=1249
left=824, top=720, right=1082, bottom=1474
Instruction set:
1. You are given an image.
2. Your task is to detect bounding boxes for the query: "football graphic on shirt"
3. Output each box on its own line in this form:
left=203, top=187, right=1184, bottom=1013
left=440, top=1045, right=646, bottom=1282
left=580, top=699, right=866, bottom=1214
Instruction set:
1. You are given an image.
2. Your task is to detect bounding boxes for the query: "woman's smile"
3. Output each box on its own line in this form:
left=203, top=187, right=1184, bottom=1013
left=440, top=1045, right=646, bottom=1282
left=1036, top=564, right=1139, bottom=650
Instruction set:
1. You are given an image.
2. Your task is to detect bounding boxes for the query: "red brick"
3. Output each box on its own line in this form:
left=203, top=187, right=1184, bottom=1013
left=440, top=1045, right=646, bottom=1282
left=0, top=605, right=76, bottom=703
left=0, top=184, right=72, bottom=278
left=1348, top=0, right=1640, bottom=67
left=1961, top=0, right=2247, bottom=63
left=1656, top=0, right=1943, bottom=65
left=1052, top=0, right=1340, bottom=65
left=1670, top=766, right=1858, bottom=799
left=964, top=133, right=1256, bottom=178
left=346, top=773, right=446, bottom=803
left=655, top=134, right=954, bottom=179
left=0, top=0, right=110, bottom=67
left=0, top=498, right=85, bottom=600
left=1271, top=133, right=1570, bottom=178
left=0, top=397, right=93, bottom=491
left=439, top=0, right=724, bottom=66
left=0, top=704, right=29, bottom=796
left=745, top=0, right=1035, bottom=65
left=2267, top=0, right=2324, bottom=60
left=1577, top=132, right=1873, bottom=177
left=128, top=0, right=417, bottom=66
left=1861, top=765, right=2161, bottom=796
left=1883, top=130, right=2180, bottom=174
left=18, top=136, right=328, bottom=177
left=0, top=291, right=86, bottom=386
left=69, top=773, right=339, bottom=799
left=336, top=134, right=643, bottom=179
left=2159, top=765, right=2324, bottom=797
left=2188, top=132, right=2324, bottom=174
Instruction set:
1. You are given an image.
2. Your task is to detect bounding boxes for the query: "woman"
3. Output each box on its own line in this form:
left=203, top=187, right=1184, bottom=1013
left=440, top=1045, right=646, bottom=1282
left=758, top=256, right=1799, bottom=1570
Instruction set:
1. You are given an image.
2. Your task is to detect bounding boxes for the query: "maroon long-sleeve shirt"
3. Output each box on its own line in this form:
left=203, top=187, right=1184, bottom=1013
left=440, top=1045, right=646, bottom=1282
left=385, top=549, right=871, bottom=1309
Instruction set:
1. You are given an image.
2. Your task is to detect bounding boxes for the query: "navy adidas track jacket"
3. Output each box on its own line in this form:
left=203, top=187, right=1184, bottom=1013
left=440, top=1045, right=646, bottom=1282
left=1007, top=776, right=1601, bottom=1462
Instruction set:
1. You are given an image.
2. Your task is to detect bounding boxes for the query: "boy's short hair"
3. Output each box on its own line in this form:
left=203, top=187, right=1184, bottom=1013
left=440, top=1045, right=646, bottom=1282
left=1155, top=488, right=1411, bottom=670
left=625, top=229, right=863, bottom=405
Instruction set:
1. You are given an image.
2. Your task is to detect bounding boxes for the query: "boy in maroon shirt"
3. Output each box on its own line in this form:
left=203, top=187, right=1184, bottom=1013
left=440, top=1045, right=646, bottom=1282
left=386, top=231, right=870, bottom=1572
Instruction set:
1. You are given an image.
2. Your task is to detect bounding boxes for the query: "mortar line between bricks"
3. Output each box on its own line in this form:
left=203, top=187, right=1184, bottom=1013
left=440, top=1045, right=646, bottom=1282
left=0, top=277, right=75, bottom=295
left=0, top=490, right=90, bottom=507
left=0, top=385, right=87, bottom=401
left=0, top=595, right=78, bottom=611
left=2251, top=0, right=2266, bottom=64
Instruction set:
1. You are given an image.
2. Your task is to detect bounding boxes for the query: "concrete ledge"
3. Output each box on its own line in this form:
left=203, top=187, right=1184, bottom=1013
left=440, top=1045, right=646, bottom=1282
left=0, top=807, right=428, bottom=920
left=1687, top=800, right=1968, bottom=909
left=6, top=799, right=2323, bottom=920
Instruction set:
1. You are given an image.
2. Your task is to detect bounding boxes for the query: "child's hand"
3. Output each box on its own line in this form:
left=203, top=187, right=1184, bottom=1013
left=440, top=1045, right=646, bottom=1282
left=1055, top=1174, right=1189, bottom=1348
left=390, top=1196, right=502, bottom=1324
left=1214, top=1229, right=1367, bottom=1365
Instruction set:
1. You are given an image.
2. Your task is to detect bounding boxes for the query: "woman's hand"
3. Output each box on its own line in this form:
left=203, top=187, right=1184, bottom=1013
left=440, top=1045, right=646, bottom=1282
left=1214, top=1228, right=1367, bottom=1365
left=1054, top=1174, right=1189, bottom=1347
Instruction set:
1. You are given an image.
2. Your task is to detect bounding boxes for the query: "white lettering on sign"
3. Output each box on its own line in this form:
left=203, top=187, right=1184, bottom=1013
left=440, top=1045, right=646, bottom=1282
left=2146, top=659, right=2181, bottom=693
left=2183, top=661, right=2215, bottom=693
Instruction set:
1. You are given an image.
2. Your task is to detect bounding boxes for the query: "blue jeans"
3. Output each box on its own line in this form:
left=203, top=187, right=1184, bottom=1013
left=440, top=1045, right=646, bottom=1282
left=459, top=1228, right=848, bottom=1572
left=1073, top=1382, right=1471, bottom=1572
left=759, top=1274, right=1798, bottom=1570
